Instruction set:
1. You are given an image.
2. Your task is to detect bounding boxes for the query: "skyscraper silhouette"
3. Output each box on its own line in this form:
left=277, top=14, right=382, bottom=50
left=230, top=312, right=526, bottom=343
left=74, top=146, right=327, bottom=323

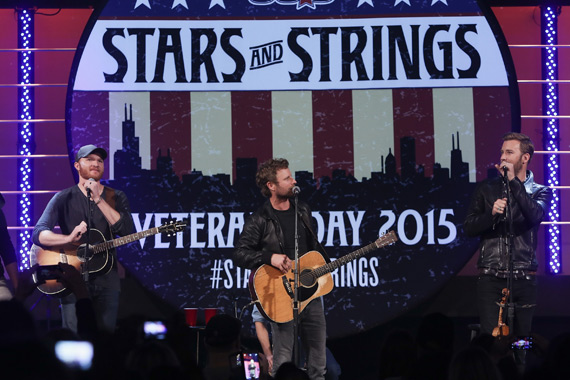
left=114, top=104, right=141, bottom=178
left=450, top=131, right=469, bottom=183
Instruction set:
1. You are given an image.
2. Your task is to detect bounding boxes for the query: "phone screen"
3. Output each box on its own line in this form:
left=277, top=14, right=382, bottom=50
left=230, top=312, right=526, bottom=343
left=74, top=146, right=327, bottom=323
left=143, top=321, right=167, bottom=340
left=242, top=352, right=260, bottom=380
left=55, top=340, right=94, bottom=370
left=511, top=337, right=533, bottom=350
left=35, top=265, right=61, bottom=282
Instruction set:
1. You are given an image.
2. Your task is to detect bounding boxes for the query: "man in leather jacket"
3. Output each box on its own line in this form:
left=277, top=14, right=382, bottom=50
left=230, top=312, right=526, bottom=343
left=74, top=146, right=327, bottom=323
left=464, top=133, right=552, bottom=345
left=234, top=158, right=327, bottom=380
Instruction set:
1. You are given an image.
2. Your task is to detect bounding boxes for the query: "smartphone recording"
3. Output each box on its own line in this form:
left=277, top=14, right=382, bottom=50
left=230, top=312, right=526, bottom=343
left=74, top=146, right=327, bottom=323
left=55, top=340, right=94, bottom=370
left=242, top=352, right=260, bottom=380
left=511, top=336, right=533, bottom=350
left=143, top=320, right=168, bottom=340
left=34, top=264, right=61, bottom=283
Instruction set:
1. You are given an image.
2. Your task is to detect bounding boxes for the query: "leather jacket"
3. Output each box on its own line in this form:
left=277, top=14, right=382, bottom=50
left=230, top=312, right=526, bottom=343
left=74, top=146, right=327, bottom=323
left=464, top=171, right=552, bottom=271
left=234, top=199, right=321, bottom=270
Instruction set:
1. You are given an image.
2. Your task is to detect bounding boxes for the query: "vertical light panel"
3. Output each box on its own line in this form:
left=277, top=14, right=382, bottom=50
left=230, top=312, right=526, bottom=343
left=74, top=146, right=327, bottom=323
left=542, top=6, right=561, bottom=274
left=18, top=9, right=33, bottom=270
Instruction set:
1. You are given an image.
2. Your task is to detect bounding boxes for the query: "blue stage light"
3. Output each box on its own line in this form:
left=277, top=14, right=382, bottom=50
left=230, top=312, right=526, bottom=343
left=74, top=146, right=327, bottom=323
left=542, top=6, right=561, bottom=274
left=17, top=9, right=34, bottom=271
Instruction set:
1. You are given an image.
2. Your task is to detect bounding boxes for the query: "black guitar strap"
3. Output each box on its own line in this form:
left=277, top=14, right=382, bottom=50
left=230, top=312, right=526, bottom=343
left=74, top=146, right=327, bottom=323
left=299, top=213, right=331, bottom=264
left=103, top=187, right=116, bottom=209
left=103, top=187, right=117, bottom=237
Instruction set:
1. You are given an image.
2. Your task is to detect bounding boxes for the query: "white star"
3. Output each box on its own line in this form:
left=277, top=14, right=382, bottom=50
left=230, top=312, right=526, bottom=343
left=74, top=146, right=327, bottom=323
left=172, top=0, right=188, bottom=8
left=431, top=0, right=448, bottom=5
left=134, top=0, right=151, bottom=9
left=209, top=0, right=226, bottom=9
left=357, top=0, right=374, bottom=7
left=394, top=0, right=411, bottom=6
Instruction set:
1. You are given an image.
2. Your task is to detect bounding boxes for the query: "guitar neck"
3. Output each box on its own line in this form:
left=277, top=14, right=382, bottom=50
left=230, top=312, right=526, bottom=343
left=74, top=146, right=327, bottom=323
left=312, top=240, right=380, bottom=279
left=92, top=227, right=161, bottom=254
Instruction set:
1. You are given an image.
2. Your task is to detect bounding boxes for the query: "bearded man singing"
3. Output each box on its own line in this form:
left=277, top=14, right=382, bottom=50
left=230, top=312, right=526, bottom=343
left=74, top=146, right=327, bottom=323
left=464, top=133, right=551, bottom=367
left=33, top=145, right=134, bottom=333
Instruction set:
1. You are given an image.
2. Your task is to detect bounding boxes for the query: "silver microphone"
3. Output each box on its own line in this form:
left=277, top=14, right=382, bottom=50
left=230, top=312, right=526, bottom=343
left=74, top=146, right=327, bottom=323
left=292, top=186, right=301, bottom=195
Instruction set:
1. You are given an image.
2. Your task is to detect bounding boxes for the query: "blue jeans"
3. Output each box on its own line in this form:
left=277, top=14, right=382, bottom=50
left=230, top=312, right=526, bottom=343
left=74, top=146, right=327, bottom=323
left=61, top=282, right=119, bottom=333
left=270, top=298, right=327, bottom=380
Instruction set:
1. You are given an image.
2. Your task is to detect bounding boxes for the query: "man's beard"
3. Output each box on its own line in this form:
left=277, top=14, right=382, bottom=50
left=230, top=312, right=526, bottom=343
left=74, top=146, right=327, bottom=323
left=275, top=188, right=294, bottom=200
left=79, top=166, right=103, bottom=181
left=513, top=156, right=525, bottom=177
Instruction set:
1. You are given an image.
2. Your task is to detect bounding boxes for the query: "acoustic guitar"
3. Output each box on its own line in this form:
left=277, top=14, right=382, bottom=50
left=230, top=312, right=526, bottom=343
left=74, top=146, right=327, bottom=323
left=29, top=220, right=187, bottom=297
left=249, top=230, right=398, bottom=323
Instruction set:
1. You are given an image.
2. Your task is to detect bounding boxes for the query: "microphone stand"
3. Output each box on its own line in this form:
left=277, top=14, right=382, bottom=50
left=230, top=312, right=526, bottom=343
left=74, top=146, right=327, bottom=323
left=292, top=190, right=301, bottom=367
left=84, top=185, right=93, bottom=282
left=502, top=167, right=515, bottom=336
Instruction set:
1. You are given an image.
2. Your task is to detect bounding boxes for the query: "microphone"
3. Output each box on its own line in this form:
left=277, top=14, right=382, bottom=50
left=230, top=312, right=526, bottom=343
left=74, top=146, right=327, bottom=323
left=502, top=166, right=508, bottom=178
left=86, top=178, right=95, bottom=198
left=292, top=186, right=301, bottom=195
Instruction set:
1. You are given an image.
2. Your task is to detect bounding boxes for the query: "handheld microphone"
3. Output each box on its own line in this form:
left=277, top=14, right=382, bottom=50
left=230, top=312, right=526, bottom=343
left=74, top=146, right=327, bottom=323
left=86, top=178, right=95, bottom=198
left=292, top=186, right=301, bottom=195
left=503, top=166, right=508, bottom=178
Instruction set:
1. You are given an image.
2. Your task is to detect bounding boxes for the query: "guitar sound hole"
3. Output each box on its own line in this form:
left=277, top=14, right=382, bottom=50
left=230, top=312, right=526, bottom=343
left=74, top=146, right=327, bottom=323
left=300, top=270, right=316, bottom=287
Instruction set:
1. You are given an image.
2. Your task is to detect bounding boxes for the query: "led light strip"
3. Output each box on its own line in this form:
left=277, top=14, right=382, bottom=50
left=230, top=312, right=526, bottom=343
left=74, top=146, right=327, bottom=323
left=542, top=6, right=561, bottom=274
left=17, top=9, right=34, bottom=270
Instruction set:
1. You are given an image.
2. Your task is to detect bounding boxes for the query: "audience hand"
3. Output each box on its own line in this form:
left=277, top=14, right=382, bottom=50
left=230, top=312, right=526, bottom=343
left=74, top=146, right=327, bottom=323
left=14, top=265, right=40, bottom=302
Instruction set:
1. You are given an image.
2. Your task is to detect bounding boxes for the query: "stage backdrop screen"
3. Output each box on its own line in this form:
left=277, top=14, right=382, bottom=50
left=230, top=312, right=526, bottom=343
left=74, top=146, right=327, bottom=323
left=66, top=0, right=517, bottom=337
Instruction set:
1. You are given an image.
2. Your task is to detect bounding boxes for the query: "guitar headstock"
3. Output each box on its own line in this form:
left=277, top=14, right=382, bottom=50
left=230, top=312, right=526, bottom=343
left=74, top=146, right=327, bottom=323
left=375, top=230, right=398, bottom=248
left=158, top=220, right=188, bottom=236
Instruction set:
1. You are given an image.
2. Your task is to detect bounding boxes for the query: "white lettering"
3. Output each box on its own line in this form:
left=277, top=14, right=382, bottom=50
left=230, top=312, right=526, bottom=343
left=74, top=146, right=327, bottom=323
left=223, top=259, right=234, bottom=289
left=208, top=213, right=227, bottom=248
left=190, top=212, right=206, bottom=248
left=171, top=213, right=187, bottom=248
left=326, top=211, right=348, bottom=247
left=132, top=212, right=153, bottom=248
left=226, top=212, right=245, bottom=248
left=154, top=213, right=171, bottom=248
left=347, top=210, right=365, bottom=246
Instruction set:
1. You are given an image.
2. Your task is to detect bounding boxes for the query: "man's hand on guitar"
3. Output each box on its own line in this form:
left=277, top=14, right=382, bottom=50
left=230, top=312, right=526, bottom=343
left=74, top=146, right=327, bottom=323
left=271, top=254, right=292, bottom=274
left=69, top=221, right=88, bottom=243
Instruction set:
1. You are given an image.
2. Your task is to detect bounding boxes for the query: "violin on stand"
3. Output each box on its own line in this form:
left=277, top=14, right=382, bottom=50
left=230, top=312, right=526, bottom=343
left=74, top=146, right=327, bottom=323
left=492, top=288, right=510, bottom=337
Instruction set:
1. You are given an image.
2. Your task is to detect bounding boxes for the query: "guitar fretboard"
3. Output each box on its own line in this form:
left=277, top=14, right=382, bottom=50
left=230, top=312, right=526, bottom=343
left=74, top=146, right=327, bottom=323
left=92, top=227, right=160, bottom=254
left=309, top=232, right=396, bottom=280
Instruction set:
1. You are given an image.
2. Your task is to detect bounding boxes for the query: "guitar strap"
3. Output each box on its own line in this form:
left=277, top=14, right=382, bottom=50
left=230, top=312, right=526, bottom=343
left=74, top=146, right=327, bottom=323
left=103, top=187, right=117, bottom=237
left=103, top=187, right=116, bottom=210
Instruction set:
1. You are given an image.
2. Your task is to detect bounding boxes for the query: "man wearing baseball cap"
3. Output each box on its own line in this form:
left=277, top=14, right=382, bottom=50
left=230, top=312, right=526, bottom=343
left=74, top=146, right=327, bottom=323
left=33, top=144, right=134, bottom=333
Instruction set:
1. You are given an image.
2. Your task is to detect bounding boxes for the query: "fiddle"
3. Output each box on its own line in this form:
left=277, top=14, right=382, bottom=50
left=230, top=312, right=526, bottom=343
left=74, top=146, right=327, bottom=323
left=492, top=288, right=510, bottom=337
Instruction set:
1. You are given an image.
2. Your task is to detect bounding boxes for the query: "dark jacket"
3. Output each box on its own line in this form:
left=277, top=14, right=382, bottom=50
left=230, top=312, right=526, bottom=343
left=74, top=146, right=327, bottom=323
left=464, top=171, right=551, bottom=271
left=234, top=199, right=322, bottom=270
